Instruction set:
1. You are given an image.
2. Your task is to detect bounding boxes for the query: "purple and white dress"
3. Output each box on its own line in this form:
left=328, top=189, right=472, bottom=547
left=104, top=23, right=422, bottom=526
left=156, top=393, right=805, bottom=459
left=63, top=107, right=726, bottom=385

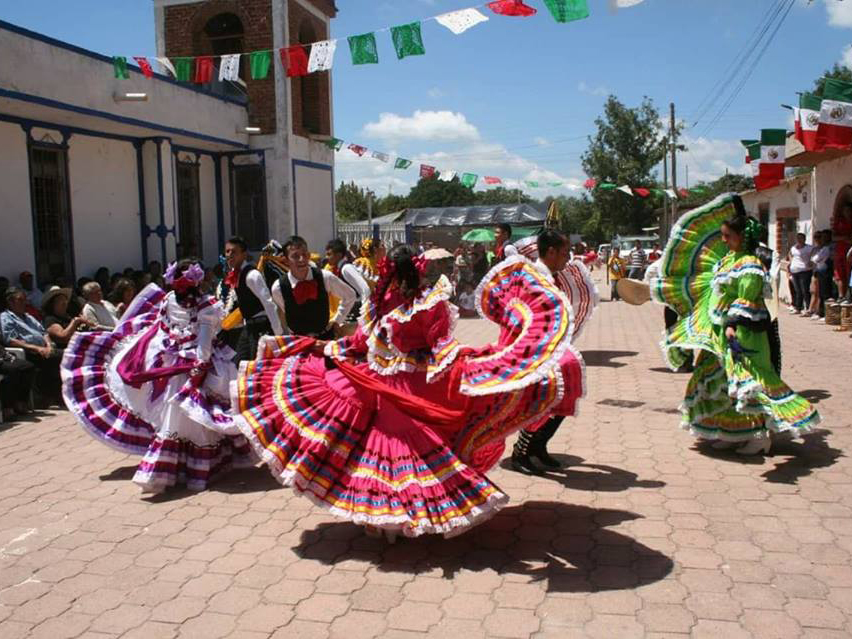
left=61, top=284, right=254, bottom=493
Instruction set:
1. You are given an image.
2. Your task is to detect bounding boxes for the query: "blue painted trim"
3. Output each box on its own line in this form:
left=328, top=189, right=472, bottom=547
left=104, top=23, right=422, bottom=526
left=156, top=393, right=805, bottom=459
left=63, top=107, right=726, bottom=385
left=0, top=19, right=247, bottom=107
left=155, top=139, right=168, bottom=263
left=1, top=112, right=144, bottom=145
left=0, top=87, right=249, bottom=150
left=291, top=159, right=334, bottom=241
left=134, top=141, right=150, bottom=267
left=214, top=156, right=225, bottom=251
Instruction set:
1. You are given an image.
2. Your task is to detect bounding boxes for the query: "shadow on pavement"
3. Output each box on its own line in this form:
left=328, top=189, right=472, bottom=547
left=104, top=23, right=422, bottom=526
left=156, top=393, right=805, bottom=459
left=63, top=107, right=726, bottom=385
left=581, top=350, right=638, bottom=368
left=294, top=501, right=673, bottom=593
left=497, top=456, right=665, bottom=492
left=798, top=389, right=832, bottom=404
left=762, top=430, right=844, bottom=484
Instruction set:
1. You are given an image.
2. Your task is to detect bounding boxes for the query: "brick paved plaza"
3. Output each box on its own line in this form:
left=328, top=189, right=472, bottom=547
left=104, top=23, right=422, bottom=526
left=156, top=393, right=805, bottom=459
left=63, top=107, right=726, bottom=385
left=1, top=276, right=851, bottom=639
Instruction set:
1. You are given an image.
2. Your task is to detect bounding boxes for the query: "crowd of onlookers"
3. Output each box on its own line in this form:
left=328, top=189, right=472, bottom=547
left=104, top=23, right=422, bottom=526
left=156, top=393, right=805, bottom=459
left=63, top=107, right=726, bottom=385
left=605, top=241, right=662, bottom=301
left=786, top=230, right=847, bottom=321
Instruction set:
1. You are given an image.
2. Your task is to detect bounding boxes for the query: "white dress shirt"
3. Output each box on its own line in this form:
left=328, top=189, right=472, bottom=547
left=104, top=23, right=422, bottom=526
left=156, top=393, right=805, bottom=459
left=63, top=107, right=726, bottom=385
left=338, top=263, right=372, bottom=300
left=242, top=262, right=284, bottom=336
left=81, top=300, right=119, bottom=329
left=271, top=268, right=356, bottom=333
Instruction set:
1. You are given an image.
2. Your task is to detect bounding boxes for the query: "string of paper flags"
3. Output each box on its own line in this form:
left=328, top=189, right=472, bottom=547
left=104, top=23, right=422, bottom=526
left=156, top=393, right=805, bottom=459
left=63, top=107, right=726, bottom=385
left=327, top=134, right=699, bottom=198
left=111, top=0, right=647, bottom=82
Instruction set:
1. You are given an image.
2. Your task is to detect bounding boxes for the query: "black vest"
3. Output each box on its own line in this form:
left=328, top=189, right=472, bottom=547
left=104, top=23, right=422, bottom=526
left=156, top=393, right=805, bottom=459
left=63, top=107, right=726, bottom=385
left=236, top=264, right=263, bottom=319
left=279, top=266, right=330, bottom=336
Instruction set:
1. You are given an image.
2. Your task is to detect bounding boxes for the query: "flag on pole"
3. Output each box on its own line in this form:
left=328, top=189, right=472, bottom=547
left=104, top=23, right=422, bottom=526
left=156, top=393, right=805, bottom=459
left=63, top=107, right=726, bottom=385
left=348, top=33, right=379, bottom=65
left=816, top=78, right=852, bottom=150
left=324, top=137, right=344, bottom=151
left=113, top=56, right=130, bottom=79
left=420, top=164, right=436, bottom=178
left=395, top=158, right=412, bottom=169
left=391, top=22, right=426, bottom=59
left=793, top=93, right=821, bottom=152
left=483, top=176, right=502, bottom=185
left=348, top=144, right=368, bottom=157
left=542, top=0, right=590, bottom=23
left=133, top=57, right=154, bottom=78
left=753, top=128, right=785, bottom=190
left=438, top=170, right=457, bottom=181
left=461, top=173, right=478, bottom=188
left=156, top=57, right=177, bottom=78
left=487, top=0, right=537, bottom=16
left=249, top=51, right=272, bottom=79
left=617, top=185, right=633, bottom=196
left=194, top=56, right=215, bottom=84
left=435, top=8, right=489, bottom=34
left=371, top=151, right=390, bottom=162
left=218, top=54, right=241, bottom=81
left=741, top=138, right=759, bottom=164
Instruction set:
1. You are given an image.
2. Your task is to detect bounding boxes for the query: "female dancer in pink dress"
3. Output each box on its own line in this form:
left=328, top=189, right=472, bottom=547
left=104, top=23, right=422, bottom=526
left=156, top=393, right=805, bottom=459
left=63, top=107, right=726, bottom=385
left=232, top=244, right=585, bottom=539
left=62, top=260, right=253, bottom=493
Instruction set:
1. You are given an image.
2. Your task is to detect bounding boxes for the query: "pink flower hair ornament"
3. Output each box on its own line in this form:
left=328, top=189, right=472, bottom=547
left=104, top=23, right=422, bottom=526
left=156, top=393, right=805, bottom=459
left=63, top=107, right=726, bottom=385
left=164, top=262, right=205, bottom=294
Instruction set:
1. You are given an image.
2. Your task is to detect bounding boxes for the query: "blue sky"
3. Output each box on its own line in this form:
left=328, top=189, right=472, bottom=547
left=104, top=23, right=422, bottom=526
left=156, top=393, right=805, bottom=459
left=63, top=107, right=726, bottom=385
left=4, top=0, right=852, bottom=196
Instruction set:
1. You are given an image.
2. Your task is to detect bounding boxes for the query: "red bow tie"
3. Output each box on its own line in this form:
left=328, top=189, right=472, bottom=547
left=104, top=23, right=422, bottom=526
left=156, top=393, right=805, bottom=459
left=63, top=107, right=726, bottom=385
left=292, top=279, right=319, bottom=305
left=224, top=268, right=239, bottom=289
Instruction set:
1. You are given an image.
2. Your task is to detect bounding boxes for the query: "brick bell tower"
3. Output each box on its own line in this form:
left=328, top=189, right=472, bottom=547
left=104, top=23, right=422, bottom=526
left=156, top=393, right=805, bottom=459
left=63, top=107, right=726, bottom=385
left=154, top=0, right=338, bottom=253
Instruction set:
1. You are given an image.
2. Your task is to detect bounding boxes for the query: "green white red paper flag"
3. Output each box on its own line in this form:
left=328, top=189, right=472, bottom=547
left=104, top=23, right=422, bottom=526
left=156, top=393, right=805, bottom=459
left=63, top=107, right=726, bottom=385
left=194, top=56, right=215, bottom=84
left=281, top=46, right=309, bottom=77
left=348, top=33, right=379, bottom=65
left=584, top=178, right=597, bottom=189
left=308, top=40, right=337, bottom=73
left=438, top=170, right=457, bottom=181
left=794, top=93, right=821, bottom=152
left=395, top=158, right=412, bottom=169
left=548, top=181, right=564, bottom=187
left=543, top=0, right=590, bottom=23
left=249, top=51, right=272, bottom=79
left=817, top=78, right=852, bottom=150
left=391, top=22, right=426, bottom=60
left=134, top=57, right=154, bottom=78
left=113, top=56, right=129, bottom=79
left=420, top=164, right=436, bottom=178
left=599, top=183, right=617, bottom=190
left=461, top=173, right=478, bottom=188
left=435, top=8, right=489, bottom=34
left=617, top=185, right=633, bottom=196
left=218, top=54, right=241, bottom=81
left=525, top=180, right=540, bottom=188
left=609, top=0, right=645, bottom=8
left=325, top=137, right=344, bottom=151
left=484, top=176, right=502, bottom=184
left=371, top=151, right=389, bottom=162
left=488, top=1, right=537, bottom=17
left=173, top=57, right=193, bottom=82
left=633, top=187, right=650, bottom=198
left=664, top=189, right=677, bottom=199
left=156, top=57, right=176, bottom=78
left=348, top=144, right=367, bottom=157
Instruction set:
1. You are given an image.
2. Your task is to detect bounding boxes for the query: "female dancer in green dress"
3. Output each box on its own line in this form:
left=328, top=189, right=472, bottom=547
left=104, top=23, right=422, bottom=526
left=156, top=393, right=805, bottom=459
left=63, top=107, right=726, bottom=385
left=651, top=194, right=820, bottom=455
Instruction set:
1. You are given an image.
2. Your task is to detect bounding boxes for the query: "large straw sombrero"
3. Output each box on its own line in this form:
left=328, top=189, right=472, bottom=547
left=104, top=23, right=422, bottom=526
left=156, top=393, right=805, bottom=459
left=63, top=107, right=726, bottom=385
left=616, top=278, right=651, bottom=306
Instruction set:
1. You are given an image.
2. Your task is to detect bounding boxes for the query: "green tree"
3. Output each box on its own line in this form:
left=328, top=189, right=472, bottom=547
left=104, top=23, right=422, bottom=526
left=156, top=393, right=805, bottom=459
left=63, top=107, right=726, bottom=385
left=335, top=181, right=374, bottom=221
left=473, top=187, right=534, bottom=206
left=406, top=177, right=476, bottom=208
left=675, top=173, right=755, bottom=209
left=813, top=63, right=852, bottom=96
left=375, top=193, right=409, bottom=215
left=581, top=96, right=670, bottom=236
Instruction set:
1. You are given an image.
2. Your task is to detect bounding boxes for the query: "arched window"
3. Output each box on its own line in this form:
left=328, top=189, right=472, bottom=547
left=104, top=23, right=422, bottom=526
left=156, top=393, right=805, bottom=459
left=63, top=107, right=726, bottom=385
left=298, top=19, right=322, bottom=134
left=200, top=12, right=244, bottom=97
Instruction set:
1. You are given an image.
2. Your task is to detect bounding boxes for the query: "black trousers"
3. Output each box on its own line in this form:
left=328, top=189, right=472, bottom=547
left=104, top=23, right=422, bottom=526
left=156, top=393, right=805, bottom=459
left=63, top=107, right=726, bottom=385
left=0, top=356, right=37, bottom=407
left=816, top=269, right=834, bottom=317
left=235, top=317, right=273, bottom=362
left=24, top=349, right=63, bottom=404
left=791, top=270, right=813, bottom=311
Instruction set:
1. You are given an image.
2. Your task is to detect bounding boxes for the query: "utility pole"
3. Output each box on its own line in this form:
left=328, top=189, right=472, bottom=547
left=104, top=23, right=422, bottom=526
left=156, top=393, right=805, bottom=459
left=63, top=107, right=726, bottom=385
left=662, top=146, right=669, bottom=241
left=367, top=191, right=373, bottom=226
left=669, top=102, right=678, bottom=240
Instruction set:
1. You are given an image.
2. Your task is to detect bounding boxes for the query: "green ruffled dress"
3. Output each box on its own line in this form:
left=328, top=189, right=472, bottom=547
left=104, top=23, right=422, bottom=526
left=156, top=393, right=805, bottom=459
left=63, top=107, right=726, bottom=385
left=651, top=194, right=820, bottom=441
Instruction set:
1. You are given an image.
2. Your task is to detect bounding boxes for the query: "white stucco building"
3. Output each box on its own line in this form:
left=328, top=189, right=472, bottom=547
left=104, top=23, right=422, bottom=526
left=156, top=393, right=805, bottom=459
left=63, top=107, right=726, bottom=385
left=0, top=0, right=336, bottom=288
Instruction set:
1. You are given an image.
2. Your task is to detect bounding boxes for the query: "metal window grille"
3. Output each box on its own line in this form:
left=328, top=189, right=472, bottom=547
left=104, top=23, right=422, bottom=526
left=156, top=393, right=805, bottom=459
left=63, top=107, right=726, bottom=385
left=29, top=146, right=73, bottom=286
left=176, top=162, right=203, bottom=260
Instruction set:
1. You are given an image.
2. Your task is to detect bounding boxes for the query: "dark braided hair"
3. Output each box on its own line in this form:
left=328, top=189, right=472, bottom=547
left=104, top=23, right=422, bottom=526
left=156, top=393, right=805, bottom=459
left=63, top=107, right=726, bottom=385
left=723, top=213, right=765, bottom=254
left=172, top=258, right=203, bottom=307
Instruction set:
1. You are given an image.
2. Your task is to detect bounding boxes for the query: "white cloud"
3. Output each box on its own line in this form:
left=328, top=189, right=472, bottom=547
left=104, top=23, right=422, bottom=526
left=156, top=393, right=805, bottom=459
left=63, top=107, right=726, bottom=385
left=361, top=110, right=480, bottom=142
left=841, top=43, right=852, bottom=69
left=679, top=134, right=749, bottom=184
left=577, top=81, right=609, bottom=97
left=534, top=136, right=551, bottom=146
left=825, top=0, right=852, bottom=28
left=426, top=87, right=445, bottom=99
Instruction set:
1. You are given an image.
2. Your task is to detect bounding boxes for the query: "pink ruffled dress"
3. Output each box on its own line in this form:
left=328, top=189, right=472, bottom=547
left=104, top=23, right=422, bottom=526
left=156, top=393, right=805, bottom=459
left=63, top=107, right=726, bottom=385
left=61, top=284, right=254, bottom=493
left=233, top=260, right=585, bottom=537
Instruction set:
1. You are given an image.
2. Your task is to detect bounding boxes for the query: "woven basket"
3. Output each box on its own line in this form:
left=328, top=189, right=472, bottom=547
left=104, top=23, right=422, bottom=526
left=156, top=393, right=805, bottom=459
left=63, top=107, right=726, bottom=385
left=826, top=302, right=842, bottom=326
left=841, top=303, right=852, bottom=330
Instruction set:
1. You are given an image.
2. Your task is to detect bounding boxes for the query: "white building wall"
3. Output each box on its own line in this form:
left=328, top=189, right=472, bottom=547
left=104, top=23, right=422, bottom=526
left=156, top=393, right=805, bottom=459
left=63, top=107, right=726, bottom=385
left=812, top=153, right=852, bottom=234
left=741, top=175, right=812, bottom=253
left=0, top=121, right=35, bottom=281
left=198, top=154, right=218, bottom=263
left=68, top=136, right=141, bottom=278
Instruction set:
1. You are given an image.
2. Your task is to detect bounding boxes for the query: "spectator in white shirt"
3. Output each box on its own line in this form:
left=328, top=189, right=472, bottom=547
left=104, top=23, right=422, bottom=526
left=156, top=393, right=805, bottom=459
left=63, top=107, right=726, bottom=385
left=809, top=230, right=833, bottom=319
left=787, top=233, right=814, bottom=314
left=628, top=241, right=647, bottom=279
left=456, top=283, right=477, bottom=318
left=80, top=282, right=119, bottom=330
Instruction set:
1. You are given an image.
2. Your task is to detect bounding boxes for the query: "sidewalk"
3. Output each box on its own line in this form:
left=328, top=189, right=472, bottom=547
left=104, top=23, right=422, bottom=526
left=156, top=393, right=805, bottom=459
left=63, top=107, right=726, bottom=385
left=1, top=280, right=850, bottom=638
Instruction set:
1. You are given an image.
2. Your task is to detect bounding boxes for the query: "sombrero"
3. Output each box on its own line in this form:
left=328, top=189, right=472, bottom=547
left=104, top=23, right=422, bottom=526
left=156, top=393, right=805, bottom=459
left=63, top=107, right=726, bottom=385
left=616, top=278, right=651, bottom=306
left=41, top=285, right=73, bottom=312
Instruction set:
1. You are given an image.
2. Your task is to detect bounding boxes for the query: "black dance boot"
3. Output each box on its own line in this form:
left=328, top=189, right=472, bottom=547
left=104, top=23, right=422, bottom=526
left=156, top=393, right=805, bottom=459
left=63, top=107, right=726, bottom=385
left=528, top=417, right=564, bottom=469
left=511, top=430, right=543, bottom=475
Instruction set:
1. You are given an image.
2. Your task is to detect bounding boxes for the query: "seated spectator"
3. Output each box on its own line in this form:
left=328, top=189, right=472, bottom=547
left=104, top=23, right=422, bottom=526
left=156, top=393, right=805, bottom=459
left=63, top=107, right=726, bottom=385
left=19, top=271, right=43, bottom=308
left=109, top=278, right=136, bottom=317
left=135, top=271, right=153, bottom=292
left=148, top=260, right=165, bottom=288
left=1, top=287, right=63, bottom=407
left=80, top=282, right=118, bottom=330
left=93, top=266, right=111, bottom=293
left=42, top=286, right=90, bottom=348
left=1, top=344, right=36, bottom=420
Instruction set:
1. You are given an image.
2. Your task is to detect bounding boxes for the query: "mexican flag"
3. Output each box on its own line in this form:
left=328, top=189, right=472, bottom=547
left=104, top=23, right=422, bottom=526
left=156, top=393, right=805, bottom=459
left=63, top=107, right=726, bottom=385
left=793, top=93, right=821, bottom=151
left=743, top=131, right=785, bottom=191
left=816, top=78, right=852, bottom=150
left=741, top=139, right=758, bottom=164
